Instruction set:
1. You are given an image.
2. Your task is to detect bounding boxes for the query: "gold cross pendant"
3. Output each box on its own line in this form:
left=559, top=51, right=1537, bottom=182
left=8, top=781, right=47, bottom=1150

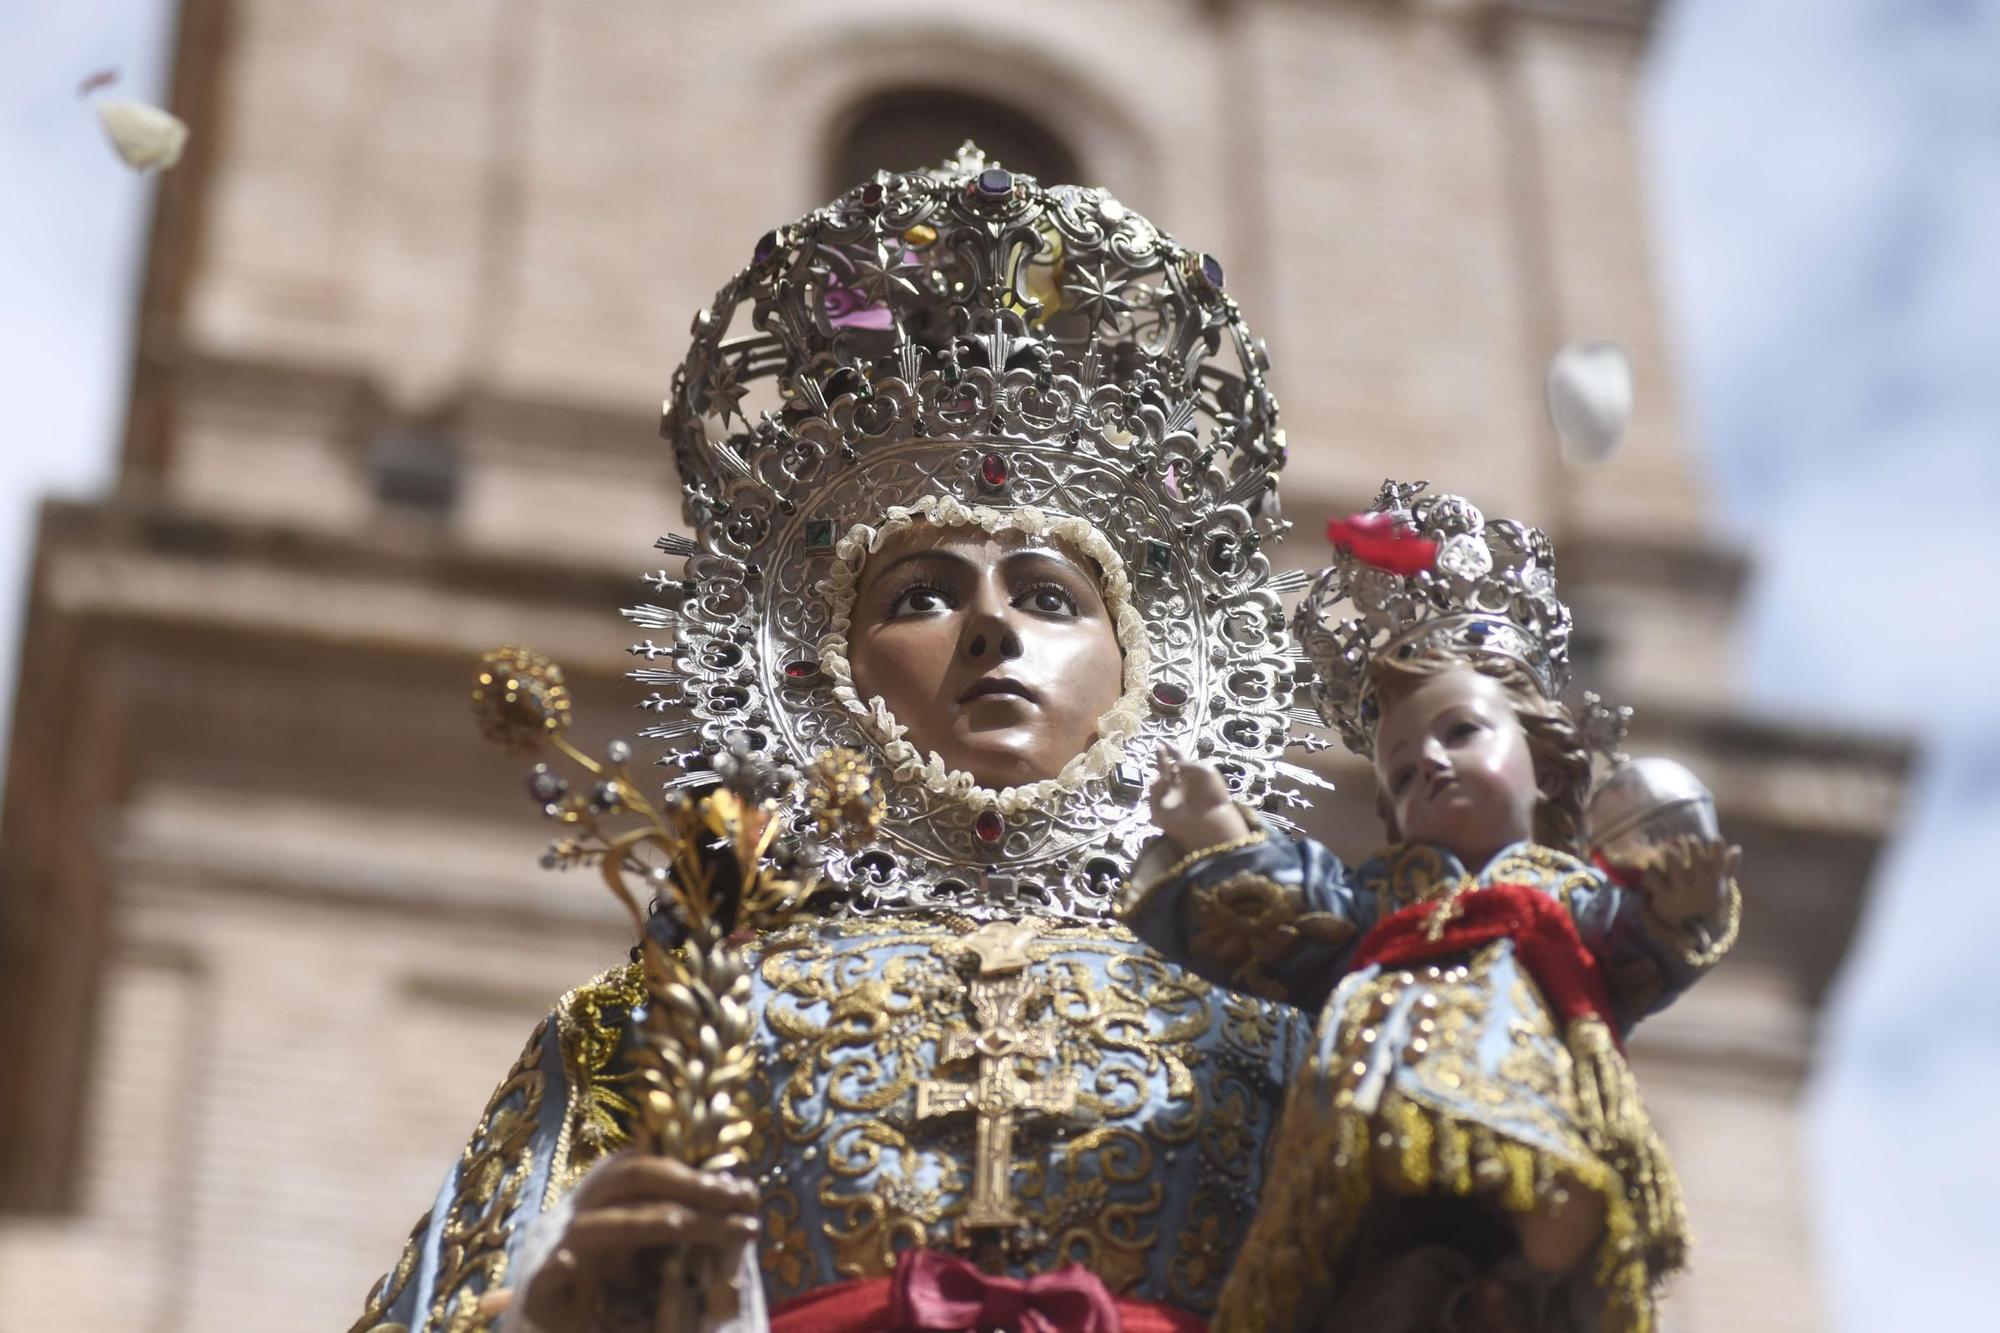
left=915, top=921, right=1076, bottom=1253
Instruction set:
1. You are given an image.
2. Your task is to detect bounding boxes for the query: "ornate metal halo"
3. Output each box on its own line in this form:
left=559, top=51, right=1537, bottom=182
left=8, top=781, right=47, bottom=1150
left=629, top=144, right=1318, bottom=922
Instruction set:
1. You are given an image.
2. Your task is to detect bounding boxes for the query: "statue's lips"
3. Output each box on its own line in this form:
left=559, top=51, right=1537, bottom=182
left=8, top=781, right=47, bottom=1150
left=958, top=677, right=1038, bottom=706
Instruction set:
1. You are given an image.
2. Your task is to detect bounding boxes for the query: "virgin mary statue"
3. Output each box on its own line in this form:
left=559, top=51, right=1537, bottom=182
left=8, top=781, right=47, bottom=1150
left=348, top=144, right=1318, bottom=1333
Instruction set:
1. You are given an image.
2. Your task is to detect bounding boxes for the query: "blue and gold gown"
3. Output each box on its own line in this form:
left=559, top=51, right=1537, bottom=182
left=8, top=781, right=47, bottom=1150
left=347, top=909, right=1312, bottom=1331
left=1124, top=833, right=1728, bottom=1333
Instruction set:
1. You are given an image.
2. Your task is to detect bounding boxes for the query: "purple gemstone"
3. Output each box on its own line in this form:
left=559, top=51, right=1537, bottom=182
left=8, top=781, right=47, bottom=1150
left=753, top=230, right=779, bottom=265
left=976, top=167, right=1015, bottom=197
left=1199, top=253, right=1225, bottom=288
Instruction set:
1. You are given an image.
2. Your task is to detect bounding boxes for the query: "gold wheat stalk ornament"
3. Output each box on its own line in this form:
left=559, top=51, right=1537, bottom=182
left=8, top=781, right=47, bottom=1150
left=472, top=647, right=880, bottom=1331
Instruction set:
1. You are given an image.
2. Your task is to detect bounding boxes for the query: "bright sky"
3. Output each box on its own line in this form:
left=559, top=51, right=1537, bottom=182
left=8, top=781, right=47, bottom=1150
left=0, top=0, right=172, bottom=755
left=1, top=1, right=1994, bottom=1328
left=1649, top=1, right=2000, bottom=1327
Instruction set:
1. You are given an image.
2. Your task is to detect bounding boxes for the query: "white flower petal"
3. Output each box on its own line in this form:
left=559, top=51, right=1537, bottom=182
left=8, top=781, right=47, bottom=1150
left=95, top=98, right=188, bottom=172
left=1546, top=340, right=1633, bottom=465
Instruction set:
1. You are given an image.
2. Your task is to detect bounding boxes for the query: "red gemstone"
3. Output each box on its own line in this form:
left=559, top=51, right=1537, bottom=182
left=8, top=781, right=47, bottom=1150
left=974, top=810, right=1005, bottom=844
left=783, top=658, right=820, bottom=681
left=1151, top=682, right=1189, bottom=712
left=979, top=452, right=1009, bottom=488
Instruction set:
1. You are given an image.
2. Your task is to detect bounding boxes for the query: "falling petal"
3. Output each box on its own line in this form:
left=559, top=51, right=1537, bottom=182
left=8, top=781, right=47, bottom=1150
left=94, top=98, right=188, bottom=172
left=1546, top=340, right=1633, bottom=465
left=77, top=68, right=120, bottom=97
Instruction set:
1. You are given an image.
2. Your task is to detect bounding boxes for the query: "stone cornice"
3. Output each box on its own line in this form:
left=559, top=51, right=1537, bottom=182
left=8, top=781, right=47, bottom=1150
left=1319, top=0, right=1656, bottom=35
left=1559, top=531, right=1752, bottom=603
left=1501, top=0, right=1656, bottom=32
left=35, top=495, right=645, bottom=629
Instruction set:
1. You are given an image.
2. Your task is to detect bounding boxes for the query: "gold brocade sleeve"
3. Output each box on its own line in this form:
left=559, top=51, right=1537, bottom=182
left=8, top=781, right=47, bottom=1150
left=1185, top=873, right=1357, bottom=1000
left=347, top=1017, right=548, bottom=1333
left=348, top=1207, right=429, bottom=1333
left=346, top=964, right=644, bottom=1333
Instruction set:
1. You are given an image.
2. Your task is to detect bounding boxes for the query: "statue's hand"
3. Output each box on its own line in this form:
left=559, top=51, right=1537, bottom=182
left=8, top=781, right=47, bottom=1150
left=1629, top=833, right=1740, bottom=927
left=1148, top=744, right=1253, bottom=856
left=514, top=1152, right=759, bottom=1331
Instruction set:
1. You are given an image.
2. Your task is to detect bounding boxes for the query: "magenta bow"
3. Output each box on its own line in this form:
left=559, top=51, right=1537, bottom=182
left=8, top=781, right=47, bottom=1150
left=891, top=1248, right=1123, bottom=1333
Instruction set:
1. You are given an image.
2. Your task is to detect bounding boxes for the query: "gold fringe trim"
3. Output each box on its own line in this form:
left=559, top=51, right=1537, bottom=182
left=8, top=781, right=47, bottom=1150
left=1211, top=1026, right=1688, bottom=1333
left=1566, top=1017, right=1689, bottom=1277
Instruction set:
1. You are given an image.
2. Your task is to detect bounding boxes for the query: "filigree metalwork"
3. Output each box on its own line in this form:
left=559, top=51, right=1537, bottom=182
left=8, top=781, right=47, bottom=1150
left=633, top=142, right=1316, bottom=923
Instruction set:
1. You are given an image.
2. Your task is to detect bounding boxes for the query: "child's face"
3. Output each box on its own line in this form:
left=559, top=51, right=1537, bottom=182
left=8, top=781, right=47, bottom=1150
left=1374, top=665, right=1539, bottom=868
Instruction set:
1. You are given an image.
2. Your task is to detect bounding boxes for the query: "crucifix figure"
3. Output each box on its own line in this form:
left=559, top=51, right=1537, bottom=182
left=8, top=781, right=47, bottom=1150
left=916, top=919, right=1076, bottom=1251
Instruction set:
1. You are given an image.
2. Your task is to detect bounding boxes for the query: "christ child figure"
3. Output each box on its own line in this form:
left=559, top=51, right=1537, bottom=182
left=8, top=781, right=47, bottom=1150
left=1126, top=575, right=1739, bottom=1333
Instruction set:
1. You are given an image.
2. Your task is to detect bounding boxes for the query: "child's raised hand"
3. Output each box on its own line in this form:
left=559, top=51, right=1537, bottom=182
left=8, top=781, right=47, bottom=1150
left=1630, top=833, right=1739, bottom=926
left=1148, top=744, right=1253, bottom=854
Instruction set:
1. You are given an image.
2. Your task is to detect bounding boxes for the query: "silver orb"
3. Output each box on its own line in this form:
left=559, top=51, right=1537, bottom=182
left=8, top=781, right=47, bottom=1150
left=1588, top=756, right=1719, bottom=866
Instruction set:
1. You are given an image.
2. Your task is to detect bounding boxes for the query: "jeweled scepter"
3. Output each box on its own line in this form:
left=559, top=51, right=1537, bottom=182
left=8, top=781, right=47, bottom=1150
left=470, top=646, right=880, bottom=1332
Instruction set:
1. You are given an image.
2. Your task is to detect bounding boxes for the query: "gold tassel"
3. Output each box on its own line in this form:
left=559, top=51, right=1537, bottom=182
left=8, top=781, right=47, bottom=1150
left=1566, top=1016, right=1691, bottom=1277
left=1214, top=1078, right=1688, bottom=1333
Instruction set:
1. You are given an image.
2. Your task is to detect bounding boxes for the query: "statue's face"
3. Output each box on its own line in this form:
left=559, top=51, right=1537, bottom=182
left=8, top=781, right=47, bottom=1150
left=1374, top=665, right=1538, bottom=869
left=846, top=524, right=1126, bottom=789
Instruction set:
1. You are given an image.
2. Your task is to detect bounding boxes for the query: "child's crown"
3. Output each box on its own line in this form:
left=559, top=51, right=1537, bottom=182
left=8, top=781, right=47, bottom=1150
left=1293, top=479, right=1574, bottom=760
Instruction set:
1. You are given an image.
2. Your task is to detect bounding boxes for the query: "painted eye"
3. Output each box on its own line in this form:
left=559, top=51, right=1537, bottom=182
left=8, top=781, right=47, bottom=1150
left=1019, top=585, right=1079, bottom=617
left=889, top=585, right=953, bottom=616
left=1390, top=767, right=1415, bottom=795
left=1447, top=720, right=1481, bottom=743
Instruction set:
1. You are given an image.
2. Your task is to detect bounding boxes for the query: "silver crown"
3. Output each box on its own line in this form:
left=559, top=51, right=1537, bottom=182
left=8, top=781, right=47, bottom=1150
left=1293, top=479, right=1574, bottom=759
left=631, top=144, right=1313, bottom=923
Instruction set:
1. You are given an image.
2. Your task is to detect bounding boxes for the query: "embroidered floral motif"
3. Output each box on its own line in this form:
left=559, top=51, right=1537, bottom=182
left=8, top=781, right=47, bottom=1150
left=744, top=915, right=1303, bottom=1312
left=547, top=965, right=645, bottom=1204
left=1186, top=872, right=1356, bottom=999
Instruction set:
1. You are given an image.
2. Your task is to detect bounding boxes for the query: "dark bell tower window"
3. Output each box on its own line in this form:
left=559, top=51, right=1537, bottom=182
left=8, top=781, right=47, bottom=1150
left=368, top=423, right=461, bottom=513
left=827, top=89, right=1081, bottom=193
